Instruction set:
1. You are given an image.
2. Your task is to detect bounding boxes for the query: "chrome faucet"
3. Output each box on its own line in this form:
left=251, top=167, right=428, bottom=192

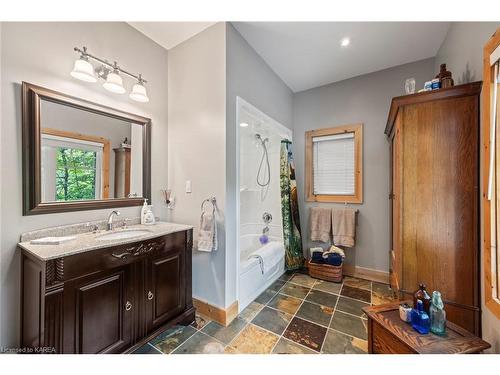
left=106, top=210, right=120, bottom=231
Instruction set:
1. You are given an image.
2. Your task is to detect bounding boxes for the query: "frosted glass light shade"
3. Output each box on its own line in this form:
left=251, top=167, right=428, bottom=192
left=129, top=82, right=149, bottom=102
left=70, top=59, right=97, bottom=82
left=103, top=71, right=126, bottom=94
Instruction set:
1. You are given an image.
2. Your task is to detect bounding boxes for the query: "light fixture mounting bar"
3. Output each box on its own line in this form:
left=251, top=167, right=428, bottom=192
left=74, top=46, right=147, bottom=83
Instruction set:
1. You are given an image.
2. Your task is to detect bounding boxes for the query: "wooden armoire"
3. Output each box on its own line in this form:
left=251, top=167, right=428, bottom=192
left=385, top=82, right=482, bottom=335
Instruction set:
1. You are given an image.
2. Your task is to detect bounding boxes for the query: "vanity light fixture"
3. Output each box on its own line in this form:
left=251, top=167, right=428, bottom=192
left=70, top=47, right=97, bottom=82
left=103, top=63, right=126, bottom=94
left=239, top=122, right=249, bottom=127
left=71, top=46, right=149, bottom=102
left=129, top=74, right=149, bottom=102
left=341, top=37, right=350, bottom=47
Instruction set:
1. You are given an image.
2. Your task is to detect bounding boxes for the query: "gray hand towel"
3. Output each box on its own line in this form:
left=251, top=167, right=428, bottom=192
left=310, top=207, right=332, bottom=243
left=331, top=208, right=356, bottom=247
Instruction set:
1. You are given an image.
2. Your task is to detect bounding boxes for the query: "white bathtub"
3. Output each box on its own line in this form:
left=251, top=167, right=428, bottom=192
left=239, top=233, right=285, bottom=311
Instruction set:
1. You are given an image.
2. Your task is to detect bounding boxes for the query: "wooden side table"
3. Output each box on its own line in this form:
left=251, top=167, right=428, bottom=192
left=362, top=302, right=491, bottom=354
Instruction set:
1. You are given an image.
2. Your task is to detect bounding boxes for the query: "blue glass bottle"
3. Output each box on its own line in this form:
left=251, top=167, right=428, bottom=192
left=411, top=300, right=430, bottom=334
left=430, top=291, right=446, bottom=335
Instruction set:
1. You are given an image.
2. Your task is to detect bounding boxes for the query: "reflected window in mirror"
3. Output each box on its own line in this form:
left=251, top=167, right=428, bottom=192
left=41, top=130, right=107, bottom=201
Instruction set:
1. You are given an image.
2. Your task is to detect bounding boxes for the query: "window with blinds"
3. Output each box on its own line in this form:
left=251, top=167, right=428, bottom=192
left=306, top=124, right=363, bottom=203
left=313, top=133, right=355, bottom=195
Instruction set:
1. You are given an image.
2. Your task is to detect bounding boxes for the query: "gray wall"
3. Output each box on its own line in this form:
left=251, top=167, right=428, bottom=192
left=0, top=22, right=168, bottom=348
left=434, top=22, right=499, bottom=83
left=292, top=58, right=435, bottom=273
left=226, top=23, right=293, bottom=307
left=435, top=21, right=500, bottom=353
left=167, top=23, right=227, bottom=308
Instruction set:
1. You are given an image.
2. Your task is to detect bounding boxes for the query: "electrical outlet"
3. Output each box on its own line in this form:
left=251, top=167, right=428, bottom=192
left=185, top=180, right=192, bottom=193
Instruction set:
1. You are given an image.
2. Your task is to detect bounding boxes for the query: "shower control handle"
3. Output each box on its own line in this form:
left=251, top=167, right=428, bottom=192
left=262, top=212, right=272, bottom=224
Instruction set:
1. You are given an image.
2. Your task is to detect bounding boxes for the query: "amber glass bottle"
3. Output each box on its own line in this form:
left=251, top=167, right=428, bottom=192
left=413, top=284, right=432, bottom=313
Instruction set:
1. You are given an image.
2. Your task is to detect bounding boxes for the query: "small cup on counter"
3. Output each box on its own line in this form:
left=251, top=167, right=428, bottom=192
left=399, top=303, right=412, bottom=323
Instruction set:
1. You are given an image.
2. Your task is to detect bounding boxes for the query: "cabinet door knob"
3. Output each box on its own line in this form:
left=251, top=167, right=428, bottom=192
left=147, top=291, right=154, bottom=300
left=125, top=301, right=132, bottom=311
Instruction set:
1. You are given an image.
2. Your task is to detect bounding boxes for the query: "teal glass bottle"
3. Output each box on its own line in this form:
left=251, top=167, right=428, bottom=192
left=430, top=291, right=446, bottom=335
left=411, top=299, right=430, bottom=334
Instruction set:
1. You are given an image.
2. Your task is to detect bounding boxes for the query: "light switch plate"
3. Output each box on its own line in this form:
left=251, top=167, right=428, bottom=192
left=185, top=180, right=192, bottom=193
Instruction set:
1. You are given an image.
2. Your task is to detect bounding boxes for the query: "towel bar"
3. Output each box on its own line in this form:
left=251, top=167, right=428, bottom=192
left=201, top=197, right=217, bottom=213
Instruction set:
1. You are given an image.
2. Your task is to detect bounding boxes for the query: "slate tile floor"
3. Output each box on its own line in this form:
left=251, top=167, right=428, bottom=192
left=133, top=272, right=396, bottom=354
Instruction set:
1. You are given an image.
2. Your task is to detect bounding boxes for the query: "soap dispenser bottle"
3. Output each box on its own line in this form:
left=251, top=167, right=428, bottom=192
left=141, top=199, right=148, bottom=225
left=144, top=207, right=156, bottom=225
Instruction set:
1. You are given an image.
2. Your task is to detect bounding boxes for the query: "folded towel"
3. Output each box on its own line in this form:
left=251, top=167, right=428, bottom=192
left=331, top=208, right=356, bottom=247
left=249, top=241, right=284, bottom=274
left=309, top=247, right=324, bottom=258
left=325, top=253, right=343, bottom=266
left=311, top=252, right=326, bottom=264
left=197, top=212, right=218, bottom=252
left=322, top=245, right=346, bottom=260
left=310, top=207, right=332, bottom=243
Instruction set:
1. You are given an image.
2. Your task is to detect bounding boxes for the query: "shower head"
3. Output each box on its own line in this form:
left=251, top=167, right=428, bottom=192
left=255, top=133, right=268, bottom=144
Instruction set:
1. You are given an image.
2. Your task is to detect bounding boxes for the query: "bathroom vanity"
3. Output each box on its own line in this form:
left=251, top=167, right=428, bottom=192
left=19, top=222, right=194, bottom=354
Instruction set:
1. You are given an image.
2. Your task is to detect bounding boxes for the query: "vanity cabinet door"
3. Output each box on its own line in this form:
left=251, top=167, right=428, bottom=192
left=63, top=264, right=135, bottom=354
left=145, top=245, right=186, bottom=333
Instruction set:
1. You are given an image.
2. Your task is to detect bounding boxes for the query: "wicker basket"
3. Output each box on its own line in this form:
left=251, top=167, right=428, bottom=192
left=308, top=260, right=343, bottom=283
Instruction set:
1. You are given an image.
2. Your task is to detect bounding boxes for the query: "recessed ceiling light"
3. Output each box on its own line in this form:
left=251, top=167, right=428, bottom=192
left=341, top=38, right=350, bottom=47
left=240, top=122, right=249, bottom=127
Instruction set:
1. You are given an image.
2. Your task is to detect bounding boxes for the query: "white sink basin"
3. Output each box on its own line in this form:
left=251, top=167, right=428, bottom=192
left=95, top=229, right=152, bottom=241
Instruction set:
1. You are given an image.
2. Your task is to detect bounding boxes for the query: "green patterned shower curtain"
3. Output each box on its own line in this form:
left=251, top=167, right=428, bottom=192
left=280, top=140, right=304, bottom=270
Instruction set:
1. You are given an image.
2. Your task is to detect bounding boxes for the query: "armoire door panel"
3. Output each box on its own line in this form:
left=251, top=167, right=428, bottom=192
left=402, top=97, right=478, bottom=307
left=401, top=104, right=419, bottom=292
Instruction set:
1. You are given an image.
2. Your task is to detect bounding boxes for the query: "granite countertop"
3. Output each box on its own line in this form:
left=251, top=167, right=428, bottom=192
left=18, top=221, right=193, bottom=261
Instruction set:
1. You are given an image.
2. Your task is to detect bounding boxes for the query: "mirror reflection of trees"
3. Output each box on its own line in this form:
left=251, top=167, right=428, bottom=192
left=55, top=147, right=97, bottom=201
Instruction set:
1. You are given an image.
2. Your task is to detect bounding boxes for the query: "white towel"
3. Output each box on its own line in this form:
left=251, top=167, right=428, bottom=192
left=322, top=245, right=346, bottom=259
left=197, top=212, right=218, bottom=252
left=248, top=241, right=284, bottom=274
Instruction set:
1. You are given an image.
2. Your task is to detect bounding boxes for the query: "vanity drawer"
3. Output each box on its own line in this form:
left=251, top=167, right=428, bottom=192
left=53, top=231, right=186, bottom=283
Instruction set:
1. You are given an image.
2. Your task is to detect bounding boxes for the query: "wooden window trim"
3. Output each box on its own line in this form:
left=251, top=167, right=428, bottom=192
left=482, top=27, right=500, bottom=320
left=41, top=127, right=110, bottom=199
left=305, top=123, right=363, bottom=203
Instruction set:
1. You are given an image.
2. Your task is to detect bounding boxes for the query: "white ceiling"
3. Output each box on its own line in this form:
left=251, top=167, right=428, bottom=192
left=233, top=22, right=451, bottom=92
left=128, top=22, right=216, bottom=50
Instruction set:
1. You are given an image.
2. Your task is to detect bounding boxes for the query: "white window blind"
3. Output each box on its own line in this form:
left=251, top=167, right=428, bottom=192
left=312, top=132, right=355, bottom=195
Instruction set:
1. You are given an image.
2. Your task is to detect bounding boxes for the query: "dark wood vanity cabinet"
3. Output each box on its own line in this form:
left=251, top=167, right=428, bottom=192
left=21, top=229, right=194, bottom=354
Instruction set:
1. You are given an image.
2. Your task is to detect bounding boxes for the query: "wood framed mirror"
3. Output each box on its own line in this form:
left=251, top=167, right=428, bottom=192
left=22, top=82, right=151, bottom=215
